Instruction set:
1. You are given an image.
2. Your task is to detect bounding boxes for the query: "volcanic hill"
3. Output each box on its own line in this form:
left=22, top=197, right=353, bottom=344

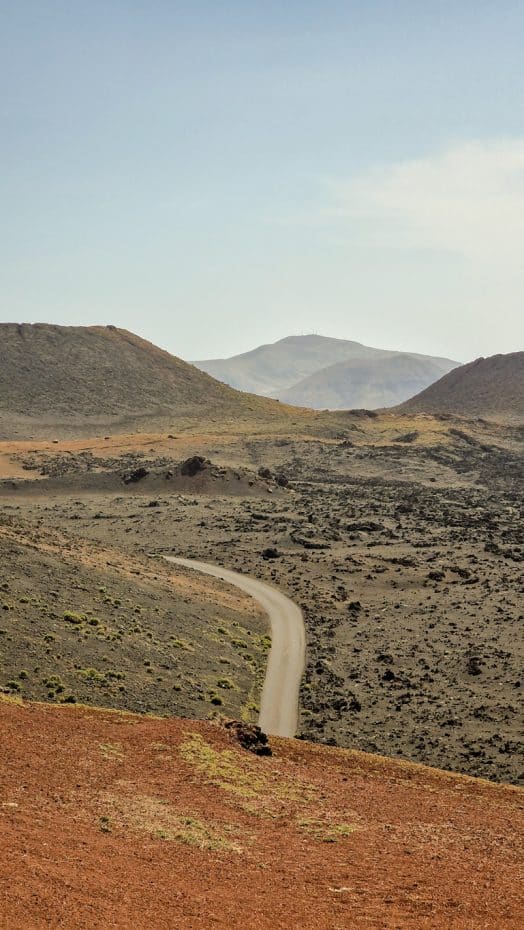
left=397, top=351, right=524, bottom=424
left=0, top=324, right=294, bottom=439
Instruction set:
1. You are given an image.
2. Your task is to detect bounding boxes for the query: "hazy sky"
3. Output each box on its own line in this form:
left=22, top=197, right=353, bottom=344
left=2, top=1, right=524, bottom=362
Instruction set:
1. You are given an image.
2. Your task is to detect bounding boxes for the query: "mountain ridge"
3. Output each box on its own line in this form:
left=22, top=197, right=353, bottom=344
left=193, top=334, right=460, bottom=408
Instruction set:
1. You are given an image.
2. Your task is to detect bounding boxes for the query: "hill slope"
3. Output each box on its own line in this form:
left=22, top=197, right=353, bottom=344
left=2, top=701, right=522, bottom=930
left=273, top=352, right=456, bottom=409
left=193, top=334, right=458, bottom=405
left=397, top=352, right=524, bottom=423
left=0, top=324, right=290, bottom=439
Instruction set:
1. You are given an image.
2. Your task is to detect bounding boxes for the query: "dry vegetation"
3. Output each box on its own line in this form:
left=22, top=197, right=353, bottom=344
left=0, top=517, right=268, bottom=721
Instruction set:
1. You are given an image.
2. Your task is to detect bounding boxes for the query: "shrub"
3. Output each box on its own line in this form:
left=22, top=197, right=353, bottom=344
left=63, top=611, right=84, bottom=625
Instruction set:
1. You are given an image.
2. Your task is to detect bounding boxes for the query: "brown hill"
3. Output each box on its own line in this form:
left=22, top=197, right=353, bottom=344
left=1, top=700, right=522, bottom=930
left=0, top=324, right=292, bottom=439
left=397, top=351, right=524, bottom=423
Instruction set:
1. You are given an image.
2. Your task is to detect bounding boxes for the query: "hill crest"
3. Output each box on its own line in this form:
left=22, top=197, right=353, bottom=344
left=397, top=351, right=524, bottom=424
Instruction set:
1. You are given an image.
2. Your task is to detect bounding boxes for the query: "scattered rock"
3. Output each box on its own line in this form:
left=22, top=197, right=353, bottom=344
left=346, top=521, right=384, bottom=532
left=224, top=720, right=272, bottom=756
left=180, top=456, right=208, bottom=477
left=122, top=466, right=149, bottom=484
left=262, top=547, right=280, bottom=560
left=428, top=570, right=445, bottom=581
left=393, top=431, right=419, bottom=443
left=466, top=656, right=483, bottom=676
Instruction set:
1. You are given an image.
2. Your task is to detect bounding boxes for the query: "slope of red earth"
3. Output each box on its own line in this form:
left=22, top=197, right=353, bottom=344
left=1, top=700, right=522, bottom=930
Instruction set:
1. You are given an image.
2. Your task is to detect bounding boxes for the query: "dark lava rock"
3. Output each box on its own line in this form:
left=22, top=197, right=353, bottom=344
left=258, top=466, right=273, bottom=479
left=224, top=720, right=272, bottom=756
left=466, top=656, right=483, bottom=676
left=291, top=534, right=330, bottom=550
left=180, top=455, right=208, bottom=477
left=428, top=570, right=446, bottom=581
left=393, top=431, right=419, bottom=443
left=122, top=466, right=149, bottom=484
left=262, top=547, right=280, bottom=560
left=275, top=473, right=289, bottom=487
left=349, top=693, right=362, bottom=712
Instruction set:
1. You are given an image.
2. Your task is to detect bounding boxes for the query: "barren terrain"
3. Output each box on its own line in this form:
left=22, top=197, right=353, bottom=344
left=1, top=412, right=522, bottom=784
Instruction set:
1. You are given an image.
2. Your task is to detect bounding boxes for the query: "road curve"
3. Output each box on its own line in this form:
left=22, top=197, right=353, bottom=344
left=163, top=556, right=305, bottom=738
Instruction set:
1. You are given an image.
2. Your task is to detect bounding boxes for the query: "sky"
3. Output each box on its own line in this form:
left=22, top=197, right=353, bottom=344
left=1, top=1, right=524, bottom=363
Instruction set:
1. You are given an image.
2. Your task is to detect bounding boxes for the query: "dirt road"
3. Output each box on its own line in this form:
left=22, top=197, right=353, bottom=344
left=164, top=556, right=305, bottom=737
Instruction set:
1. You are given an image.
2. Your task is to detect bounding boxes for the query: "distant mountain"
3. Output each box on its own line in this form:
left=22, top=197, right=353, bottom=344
left=275, top=353, right=458, bottom=410
left=194, top=335, right=459, bottom=409
left=0, top=324, right=288, bottom=439
left=194, top=335, right=379, bottom=396
left=396, top=352, right=524, bottom=424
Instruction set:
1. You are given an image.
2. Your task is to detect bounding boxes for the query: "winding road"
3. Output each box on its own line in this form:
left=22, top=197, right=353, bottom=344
left=163, top=556, right=305, bottom=737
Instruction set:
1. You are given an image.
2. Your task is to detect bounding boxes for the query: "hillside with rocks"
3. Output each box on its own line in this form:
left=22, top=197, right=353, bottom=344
left=2, top=412, right=522, bottom=785
left=397, top=352, right=524, bottom=424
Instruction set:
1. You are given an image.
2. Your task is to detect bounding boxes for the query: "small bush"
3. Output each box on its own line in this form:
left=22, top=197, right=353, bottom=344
left=63, top=611, right=84, bottom=625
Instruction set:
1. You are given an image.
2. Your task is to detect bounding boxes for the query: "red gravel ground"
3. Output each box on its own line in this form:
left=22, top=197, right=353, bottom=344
left=1, top=700, right=522, bottom=930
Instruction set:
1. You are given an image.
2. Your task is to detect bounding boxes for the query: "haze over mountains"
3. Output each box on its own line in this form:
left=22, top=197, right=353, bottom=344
left=194, top=334, right=460, bottom=410
left=397, top=351, right=524, bottom=424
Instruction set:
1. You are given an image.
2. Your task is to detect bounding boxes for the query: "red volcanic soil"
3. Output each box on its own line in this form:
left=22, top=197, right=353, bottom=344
left=1, top=700, right=522, bottom=930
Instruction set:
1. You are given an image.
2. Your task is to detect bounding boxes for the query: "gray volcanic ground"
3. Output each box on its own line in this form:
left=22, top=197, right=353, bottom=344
left=2, top=418, right=522, bottom=785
